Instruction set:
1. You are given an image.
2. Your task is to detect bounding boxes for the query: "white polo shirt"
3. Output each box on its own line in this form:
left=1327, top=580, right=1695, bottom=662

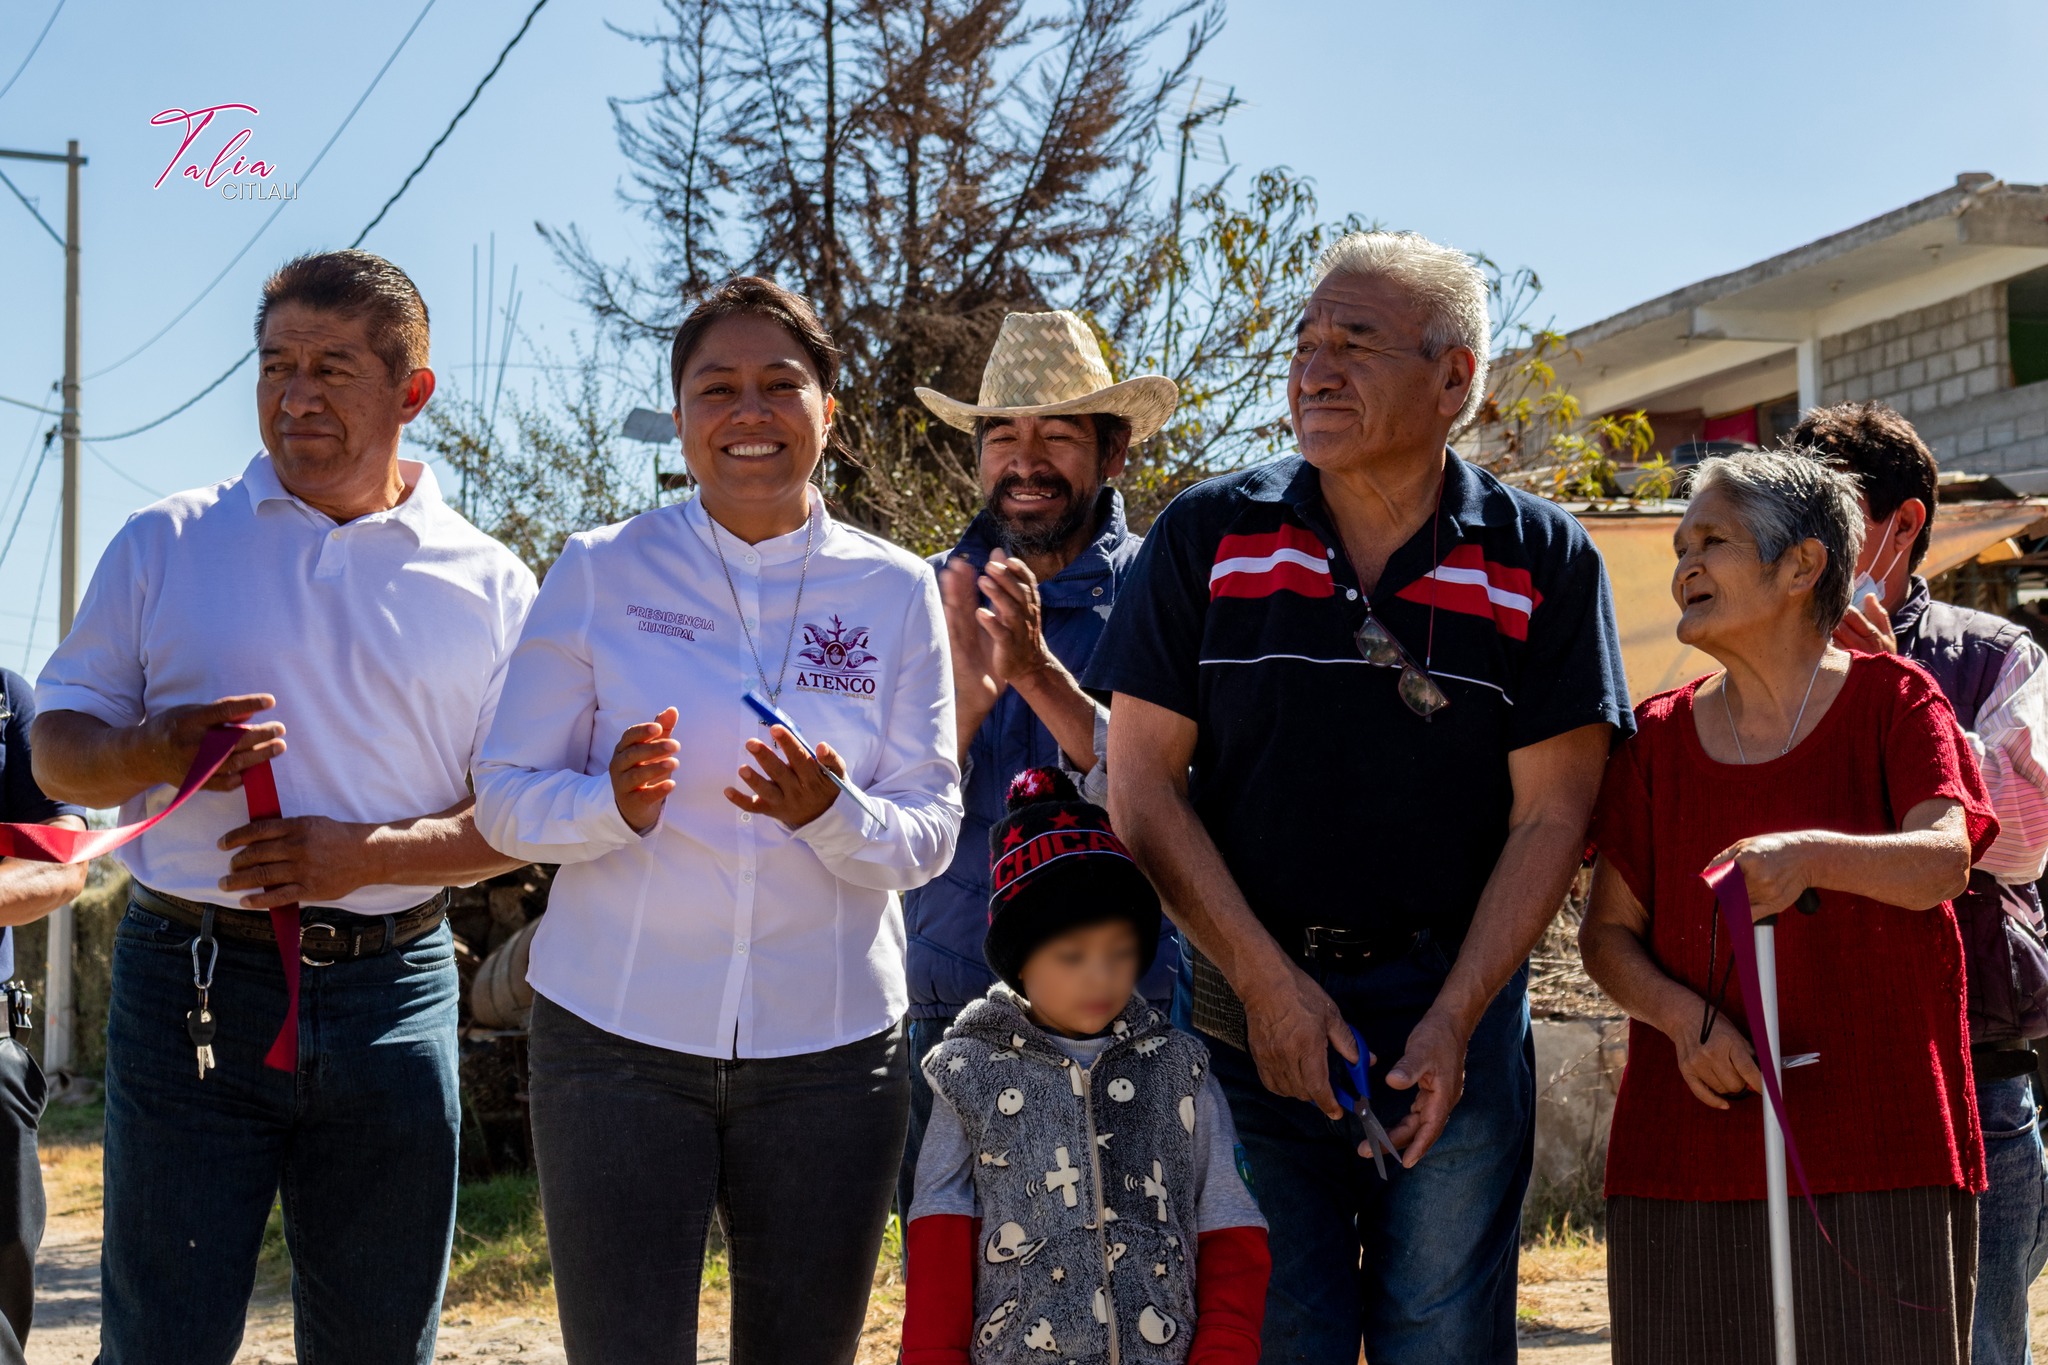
left=37, top=452, right=537, bottom=914
left=472, top=492, right=963, bottom=1059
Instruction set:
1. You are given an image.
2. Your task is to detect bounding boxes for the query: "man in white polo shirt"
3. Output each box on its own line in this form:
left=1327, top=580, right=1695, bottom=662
left=31, top=249, right=534, bottom=1365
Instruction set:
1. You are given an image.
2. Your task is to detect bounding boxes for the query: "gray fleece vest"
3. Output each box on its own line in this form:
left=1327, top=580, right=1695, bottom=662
left=924, top=986, right=1208, bottom=1365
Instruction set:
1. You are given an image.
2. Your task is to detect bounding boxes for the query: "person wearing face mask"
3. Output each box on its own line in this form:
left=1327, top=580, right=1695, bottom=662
left=1789, top=401, right=2048, bottom=1365
left=896, top=312, right=1183, bottom=1219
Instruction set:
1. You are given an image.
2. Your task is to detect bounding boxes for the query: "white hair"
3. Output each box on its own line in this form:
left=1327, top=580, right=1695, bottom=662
left=1310, top=231, right=1491, bottom=431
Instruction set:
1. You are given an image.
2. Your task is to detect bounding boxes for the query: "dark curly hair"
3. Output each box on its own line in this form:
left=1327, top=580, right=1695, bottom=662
left=1785, top=402, right=1937, bottom=571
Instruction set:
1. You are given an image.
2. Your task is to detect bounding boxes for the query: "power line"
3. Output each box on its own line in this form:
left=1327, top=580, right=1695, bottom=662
left=21, top=500, right=60, bottom=669
left=0, top=430, right=54, bottom=575
left=0, top=164, right=62, bottom=247
left=0, top=0, right=65, bottom=106
left=348, top=0, right=550, bottom=247
left=0, top=390, right=54, bottom=513
left=81, top=350, right=249, bottom=443
left=83, top=0, right=442, bottom=382
left=83, top=442, right=164, bottom=500
left=81, top=0, right=552, bottom=444
left=0, top=390, right=59, bottom=416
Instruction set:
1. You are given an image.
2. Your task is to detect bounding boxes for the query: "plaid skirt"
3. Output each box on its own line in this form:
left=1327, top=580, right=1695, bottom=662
left=1608, top=1187, right=1978, bottom=1365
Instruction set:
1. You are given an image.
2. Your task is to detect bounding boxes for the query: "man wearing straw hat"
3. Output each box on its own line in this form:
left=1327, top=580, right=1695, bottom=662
left=897, top=310, right=1183, bottom=1211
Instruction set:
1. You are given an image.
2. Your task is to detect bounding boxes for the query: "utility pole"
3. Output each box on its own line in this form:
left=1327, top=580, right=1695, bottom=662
left=0, top=140, right=85, bottom=1075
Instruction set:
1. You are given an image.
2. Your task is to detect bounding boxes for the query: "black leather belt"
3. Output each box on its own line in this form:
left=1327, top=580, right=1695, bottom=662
left=1301, top=924, right=1422, bottom=971
left=1972, top=1039, right=2040, bottom=1082
left=1188, top=926, right=1427, bottom=1052
left=132, top=882, right=449, bottom=965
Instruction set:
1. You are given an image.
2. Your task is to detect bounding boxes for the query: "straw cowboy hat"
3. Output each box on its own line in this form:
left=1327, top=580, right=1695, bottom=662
left=915, top=310, right=1178, bottom=445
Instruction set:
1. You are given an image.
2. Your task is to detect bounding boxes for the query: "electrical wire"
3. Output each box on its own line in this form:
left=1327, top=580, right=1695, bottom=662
left=0, top=0, right=65, bottom=106
left=0, top=390, right=59, bottom=416
left=20, top=500, right=59, bottom=669
left=83, top=442, right=165, bottom=500
left=83, top=0, right=442, bottom=382
left=81, top=0, right=552, bottom=443
left=0, top=164, right=62, bottom=247
left=346, top=0, right=549, bottom=248
left=0, top=430, right=54, bottom=574
left=0, top=390, right=54, bottom=513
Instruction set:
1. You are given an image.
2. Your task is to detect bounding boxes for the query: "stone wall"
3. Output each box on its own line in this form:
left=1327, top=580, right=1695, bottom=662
left=1820, top=283, right=2010, bottom=420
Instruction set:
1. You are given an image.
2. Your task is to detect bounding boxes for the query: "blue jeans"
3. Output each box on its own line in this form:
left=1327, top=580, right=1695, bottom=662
left=1204, top=942, right=1534, bottom=1365
left=99, top=900, right=461, bottom=1365
left=1974, top=1072, right=2048, bottom=1365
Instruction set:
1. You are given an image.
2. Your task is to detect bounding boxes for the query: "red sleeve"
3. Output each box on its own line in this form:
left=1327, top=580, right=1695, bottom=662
left=1882, top=659, right=1999, bottom=859
left=1588, top=722, right=1655, bottom=907
left=1188, top=1225, right=1270, bottom=1365
left=903, top=1214, right=976, bottom=1365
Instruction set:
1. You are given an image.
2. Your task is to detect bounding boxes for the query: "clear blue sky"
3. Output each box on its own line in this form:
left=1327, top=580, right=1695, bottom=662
left=2, top=0, right=2043, bottom=679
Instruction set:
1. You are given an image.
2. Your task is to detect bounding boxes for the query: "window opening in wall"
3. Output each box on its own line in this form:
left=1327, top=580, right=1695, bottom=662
left=2011, top=266, right=2048, bottom=387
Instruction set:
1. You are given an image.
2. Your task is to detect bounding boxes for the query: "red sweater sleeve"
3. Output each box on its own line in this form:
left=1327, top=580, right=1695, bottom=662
left=902, top=1214, right=976, bottom=1365
left=1188, top=1224, right=1270, bottom=1365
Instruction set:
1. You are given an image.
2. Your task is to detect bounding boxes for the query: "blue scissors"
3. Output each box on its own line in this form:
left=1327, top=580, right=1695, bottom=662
left=742, top=691, right=882, bottom=823
left=1329, top=1022, right=1398, bottom=1179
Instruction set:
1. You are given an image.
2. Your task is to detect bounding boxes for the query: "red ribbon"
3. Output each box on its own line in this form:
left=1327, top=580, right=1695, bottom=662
left=0, top=725, right=300, bottom=1071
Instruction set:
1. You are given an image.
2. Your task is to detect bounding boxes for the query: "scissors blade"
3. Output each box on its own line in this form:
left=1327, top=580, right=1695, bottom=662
left=1358, top=1110, right=1393, bottom=1180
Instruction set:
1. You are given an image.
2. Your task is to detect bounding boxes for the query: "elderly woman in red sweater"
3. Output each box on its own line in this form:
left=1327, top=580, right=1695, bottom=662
left=1579, top=449, right=1996, bottom=1365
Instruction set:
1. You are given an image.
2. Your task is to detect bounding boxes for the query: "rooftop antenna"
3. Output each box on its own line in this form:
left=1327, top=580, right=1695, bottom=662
left=489, top=267, right=521, bottom=435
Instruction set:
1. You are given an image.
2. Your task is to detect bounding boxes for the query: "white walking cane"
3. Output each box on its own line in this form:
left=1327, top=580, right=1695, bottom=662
left=1754, top=913, right=1797, bottom=1365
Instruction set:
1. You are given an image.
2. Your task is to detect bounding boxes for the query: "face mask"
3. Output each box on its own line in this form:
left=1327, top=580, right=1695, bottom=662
left=1848, top=508, right=1905, bottom=611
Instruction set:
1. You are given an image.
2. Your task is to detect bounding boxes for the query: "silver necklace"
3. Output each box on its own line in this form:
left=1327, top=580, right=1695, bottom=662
left=1722, top=651, right=1827, bottom=764
left=709, top=497, right=816, bottom=706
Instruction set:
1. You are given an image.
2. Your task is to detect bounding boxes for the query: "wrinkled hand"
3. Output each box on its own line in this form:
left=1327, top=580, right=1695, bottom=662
left=612, top=708, right=680, bottom=834
left=1833, top=591, right=1898, bottom=655
left=976, top=550, right=1058, bottom=683
left=137, top=694, right=286, bottom=793
left=1240, top=959, right=1353, bottom=1119
left=724, top=725, right=848, bottom=829
left=1383, top=1007, right=1471, bottom=1167
left=216, top=814, right=380, bottom=908
left=1704, top=831, right=1818, bottom=920
left=1673, top=1011, right=1763, bottom=1111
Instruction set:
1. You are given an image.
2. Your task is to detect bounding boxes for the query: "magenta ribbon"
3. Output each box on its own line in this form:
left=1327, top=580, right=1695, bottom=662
left=0, top=725, right=301, bottom=1071
left=1700, top=860, right=1824, bottom=1226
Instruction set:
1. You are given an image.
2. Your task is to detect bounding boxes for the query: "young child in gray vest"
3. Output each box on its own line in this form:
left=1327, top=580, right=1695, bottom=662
left=902, top=767, right=1269, bottom=1365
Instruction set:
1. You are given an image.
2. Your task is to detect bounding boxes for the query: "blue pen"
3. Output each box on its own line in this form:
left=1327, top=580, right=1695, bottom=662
left=1328, top=1022, right=1397, bottom=1179
left=741, top=691, right=882, bottom=823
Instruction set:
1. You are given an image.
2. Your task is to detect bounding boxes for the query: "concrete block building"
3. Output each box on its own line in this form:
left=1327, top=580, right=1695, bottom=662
left=1552, top=174, right=2048, bottom=473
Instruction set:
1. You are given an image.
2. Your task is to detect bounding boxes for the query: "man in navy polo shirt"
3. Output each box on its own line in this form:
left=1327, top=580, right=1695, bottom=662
left=1090, top=232, right=1631, bottom=1363
left=898, top=310, right=1183, bottom=1215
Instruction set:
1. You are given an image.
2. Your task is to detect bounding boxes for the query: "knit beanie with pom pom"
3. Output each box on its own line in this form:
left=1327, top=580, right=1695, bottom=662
left=983, top=766, right=1162, bottom=994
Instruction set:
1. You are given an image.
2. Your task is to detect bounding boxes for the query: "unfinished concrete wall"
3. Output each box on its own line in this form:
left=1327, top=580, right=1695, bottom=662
left=1820, top=284, right=2010, bottom=419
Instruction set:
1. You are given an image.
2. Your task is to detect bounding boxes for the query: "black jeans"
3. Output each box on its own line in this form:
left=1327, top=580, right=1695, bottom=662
left=0, top=1034, right=43, bottom=1365
left=529, top=995, right=909, bottom=1365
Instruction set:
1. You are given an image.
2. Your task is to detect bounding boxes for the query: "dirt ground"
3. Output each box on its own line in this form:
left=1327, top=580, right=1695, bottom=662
left=19, top=1187, right=2048, bottom=1363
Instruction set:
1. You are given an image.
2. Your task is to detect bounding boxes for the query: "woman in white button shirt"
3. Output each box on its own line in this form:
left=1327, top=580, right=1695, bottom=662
left=474, top=276, right=962, bottom=1365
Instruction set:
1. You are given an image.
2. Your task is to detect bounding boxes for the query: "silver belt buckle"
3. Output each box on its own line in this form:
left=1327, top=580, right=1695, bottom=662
left=300, top=920, right=338, bottom=968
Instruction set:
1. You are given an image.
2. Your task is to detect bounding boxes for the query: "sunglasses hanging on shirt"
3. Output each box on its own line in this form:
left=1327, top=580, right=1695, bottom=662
left=1353, top=612, right=1450, bottom=718
left=1342, top=468, right=1451, bottom=720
